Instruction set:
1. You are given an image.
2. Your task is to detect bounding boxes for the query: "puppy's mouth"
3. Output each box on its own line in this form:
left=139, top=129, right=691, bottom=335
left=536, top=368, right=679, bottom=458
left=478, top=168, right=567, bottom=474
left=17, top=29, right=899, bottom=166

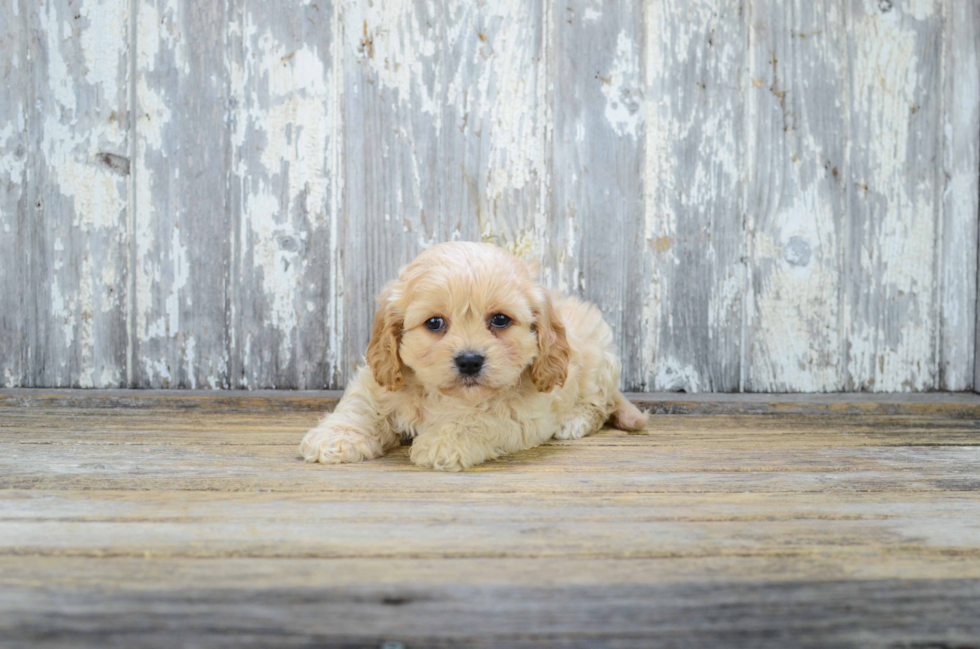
left=440, top=373, right=493, bottom=397
left=457, top=374, right=484, bottom=388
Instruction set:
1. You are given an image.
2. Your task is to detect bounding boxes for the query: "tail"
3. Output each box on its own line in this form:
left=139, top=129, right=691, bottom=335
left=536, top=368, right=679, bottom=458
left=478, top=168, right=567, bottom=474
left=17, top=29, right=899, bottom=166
left=608, top=393, right=648, bottom=431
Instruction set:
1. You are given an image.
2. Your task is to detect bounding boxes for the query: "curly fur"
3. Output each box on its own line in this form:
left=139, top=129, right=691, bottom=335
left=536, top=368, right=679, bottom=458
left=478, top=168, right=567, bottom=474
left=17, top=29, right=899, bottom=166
left=300, top=242, right=647, bottom=471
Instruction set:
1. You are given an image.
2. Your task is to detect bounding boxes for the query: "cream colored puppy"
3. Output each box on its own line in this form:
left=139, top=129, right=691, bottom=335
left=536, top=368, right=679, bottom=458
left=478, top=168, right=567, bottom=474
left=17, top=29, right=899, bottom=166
left=299, top=241, right=647, bottom=471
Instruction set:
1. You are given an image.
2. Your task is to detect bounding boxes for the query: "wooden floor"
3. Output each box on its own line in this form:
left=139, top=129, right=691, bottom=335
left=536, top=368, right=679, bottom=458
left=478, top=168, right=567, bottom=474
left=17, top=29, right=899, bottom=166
left=2, top=390, right=980, bottom=648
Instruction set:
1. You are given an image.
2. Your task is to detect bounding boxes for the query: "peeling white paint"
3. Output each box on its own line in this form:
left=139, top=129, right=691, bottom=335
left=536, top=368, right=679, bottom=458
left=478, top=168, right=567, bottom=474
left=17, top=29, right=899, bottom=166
left=41, top=4, right=128, bottom=233
left=136, top=0, right=187, bottom=74
left=748, top=184, right=841, bottom=391
left=0, top=123, right=27, bottom=182
left=601, top=31, right=642, bottom=138
left=230, top=5, right=340, bottom=373
left=643, top=0, right=678, bottom=389
left=938, top=0, right=979, bottom=391
left=847, top=3, right=938, bottom=391
left=654, top=359, right=702, bottom=393
left=4, top=368, right=21, bottom=388
left=325, top=0, right=346, bottom=384
left=183, top=335, right=197, bottom=389
left=2, top=0, right=975, bottom=393
left=31, top=0, right=131, bottom=388
left=79, top=0, right=129, bottom=104
left=347, top=0, right=441, bottom=120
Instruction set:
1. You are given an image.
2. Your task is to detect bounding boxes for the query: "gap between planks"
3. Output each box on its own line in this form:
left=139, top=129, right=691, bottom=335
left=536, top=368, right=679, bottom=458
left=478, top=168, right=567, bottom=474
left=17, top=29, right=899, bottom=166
left=2, top=389, right=980, bottom=416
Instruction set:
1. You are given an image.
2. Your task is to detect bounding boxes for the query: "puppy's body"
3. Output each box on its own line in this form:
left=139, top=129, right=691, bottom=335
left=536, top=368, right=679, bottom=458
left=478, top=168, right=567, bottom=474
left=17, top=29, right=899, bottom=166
left=300, top=242, right=645, bottom=471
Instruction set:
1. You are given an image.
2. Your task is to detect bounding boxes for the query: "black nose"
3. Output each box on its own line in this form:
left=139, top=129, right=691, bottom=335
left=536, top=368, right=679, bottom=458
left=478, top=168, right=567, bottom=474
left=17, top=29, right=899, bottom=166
left=455, top=352, right=485, bottom=376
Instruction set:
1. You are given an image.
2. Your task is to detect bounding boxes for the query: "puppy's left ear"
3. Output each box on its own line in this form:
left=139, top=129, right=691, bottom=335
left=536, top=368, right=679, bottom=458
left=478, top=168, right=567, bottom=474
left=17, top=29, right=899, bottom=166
left=366, top=285, right=404, bottom=391
left=531, top=289, right=570, bottom=392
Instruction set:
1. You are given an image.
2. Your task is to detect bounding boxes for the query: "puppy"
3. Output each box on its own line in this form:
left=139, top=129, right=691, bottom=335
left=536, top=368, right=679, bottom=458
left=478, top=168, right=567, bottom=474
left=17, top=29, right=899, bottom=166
left=299, top=241, right=647, bottom=471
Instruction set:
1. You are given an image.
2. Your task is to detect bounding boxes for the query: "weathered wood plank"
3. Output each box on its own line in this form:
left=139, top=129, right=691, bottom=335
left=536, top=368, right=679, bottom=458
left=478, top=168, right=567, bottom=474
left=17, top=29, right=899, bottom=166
left=3, top=488, right=979, bottom=560
left=7, top=414, right=980, bottom=447
left=460, top=1, right=550, bottom=272
left=228, top=0, right=341, bottom=389
left=643, top=0, right=746, bottom=392
left=745, top=1, right=848, bottom=391
left=4, top=402, right=980, bottom=495
left=132, top=0, right=235, bottom=389
left=844, top=0, right=945, bottom=391
left=941, top=0, right=980, bottom=391
left=549, top=0, right=646, bottom=387
left=1, top=579, right=978, bottom=647
left=5, top=553, right=980, bottom=591
left=28, top=0, right=132, bottom=388
left=341, top=1, right=548, bottom=384
left=0, top=0, right=30, bottom=387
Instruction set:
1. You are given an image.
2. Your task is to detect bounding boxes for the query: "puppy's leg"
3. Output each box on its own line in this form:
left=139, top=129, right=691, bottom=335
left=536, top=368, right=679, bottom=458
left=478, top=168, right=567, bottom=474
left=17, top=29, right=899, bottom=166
left=299, top=367, right=398, bottom=464
left=554, top=403, right=608, bottom=440
left=410, top=421, right=497, bottom=472
left=411, top=413, right=550, bottom=471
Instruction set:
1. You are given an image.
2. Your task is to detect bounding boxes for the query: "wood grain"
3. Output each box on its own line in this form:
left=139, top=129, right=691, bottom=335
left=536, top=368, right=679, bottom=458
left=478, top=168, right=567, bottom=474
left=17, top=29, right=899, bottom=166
left=2, top=393, right=980, bottom=645
left=132, top=0, right=235, bottom=389
left=229, top=0, right=340, bottom=390
left=943, top=0, right=980, bottom=392
left=643, top=0, right=746, bottom=392
left=2, top=579, right=980, bottom=648
left=0, top=0, right=29, bottom=388
left=341, top=0, right=549, bottom=380
left=745, top=1, right=847, bottom=391
left=28, top=0, right=132, bottom=388
left=551, top=0, right=646, bottom=386
left=844, top=0, right=945, bottom=391
left=1, top=1, right=979, bottom=392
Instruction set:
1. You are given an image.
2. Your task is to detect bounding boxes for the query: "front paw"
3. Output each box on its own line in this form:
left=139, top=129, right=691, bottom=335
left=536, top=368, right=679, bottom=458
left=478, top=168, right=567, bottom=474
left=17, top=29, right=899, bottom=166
left=299, top=422, right=385, bottom=464
left=410, top=433, right=470, bottom=472
left=554, top=415, right=593, bottom=440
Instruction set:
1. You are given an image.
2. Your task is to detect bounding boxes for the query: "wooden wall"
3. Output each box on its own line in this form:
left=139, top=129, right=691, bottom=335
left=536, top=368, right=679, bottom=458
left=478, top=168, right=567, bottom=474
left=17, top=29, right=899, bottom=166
left=1, top=0, right=978, bottom=392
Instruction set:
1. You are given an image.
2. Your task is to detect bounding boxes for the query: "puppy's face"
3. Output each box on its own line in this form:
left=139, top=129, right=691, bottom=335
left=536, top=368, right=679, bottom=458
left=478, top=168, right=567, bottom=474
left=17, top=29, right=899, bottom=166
left=367, top=242, right=569, bottom=400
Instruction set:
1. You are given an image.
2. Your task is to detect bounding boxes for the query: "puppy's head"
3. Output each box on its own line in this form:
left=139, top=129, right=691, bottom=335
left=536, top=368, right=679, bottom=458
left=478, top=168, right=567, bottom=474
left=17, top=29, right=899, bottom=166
left=366, top=242, right=570, bottom=399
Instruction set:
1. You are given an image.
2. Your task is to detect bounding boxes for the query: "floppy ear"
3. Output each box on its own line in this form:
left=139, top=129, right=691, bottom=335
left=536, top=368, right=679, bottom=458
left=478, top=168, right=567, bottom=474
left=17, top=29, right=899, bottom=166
left=530, top=290, right=570, bottom=392
left=366, top=288, right=404, bottom=391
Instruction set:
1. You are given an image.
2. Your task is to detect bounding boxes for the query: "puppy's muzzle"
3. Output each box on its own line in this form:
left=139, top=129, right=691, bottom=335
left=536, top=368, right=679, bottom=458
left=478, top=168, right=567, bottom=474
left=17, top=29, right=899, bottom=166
left=455, top=352, right=485, bottom=377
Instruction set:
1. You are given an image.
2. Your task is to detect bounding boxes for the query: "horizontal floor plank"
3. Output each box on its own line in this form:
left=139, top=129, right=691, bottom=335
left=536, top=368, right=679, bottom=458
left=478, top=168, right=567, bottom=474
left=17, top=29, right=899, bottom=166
left=2, top=580, right=978, bottom=648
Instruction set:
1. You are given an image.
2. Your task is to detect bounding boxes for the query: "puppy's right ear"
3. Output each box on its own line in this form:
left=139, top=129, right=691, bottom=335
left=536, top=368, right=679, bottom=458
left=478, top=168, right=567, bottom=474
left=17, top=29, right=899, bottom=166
left=366, top=287, right=404, bottom=391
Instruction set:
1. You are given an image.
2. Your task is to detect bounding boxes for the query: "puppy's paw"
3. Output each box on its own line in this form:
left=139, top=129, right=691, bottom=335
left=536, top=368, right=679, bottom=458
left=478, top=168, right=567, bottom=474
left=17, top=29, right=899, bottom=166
left=410, top=434, right=468, bottom=472
left=554, top=415, right=595, bottom=440
left=299, top=422, right=385, bottom=464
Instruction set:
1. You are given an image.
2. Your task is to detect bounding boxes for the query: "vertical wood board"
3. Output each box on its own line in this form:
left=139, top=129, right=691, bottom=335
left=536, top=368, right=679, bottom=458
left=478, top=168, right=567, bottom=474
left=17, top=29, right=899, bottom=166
left=844, top=0, right=944, bottom=391
left=643, top=0, right=746, bottom=391
left=29, top=0, right=132, bottom=388
left=229, top=0, right=340, bottom=389
left=552, top=0, right=646, bottom=387
left=0, top=0, right=30, bottom=387
left=744, top=0, right=848, bottom=392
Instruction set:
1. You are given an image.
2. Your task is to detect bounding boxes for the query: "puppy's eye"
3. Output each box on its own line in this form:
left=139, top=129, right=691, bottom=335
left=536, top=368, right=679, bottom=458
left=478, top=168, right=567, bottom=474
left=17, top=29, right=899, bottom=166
left=489, top=314, right=512, bottom=329
left=424, top=317, right=446, bottom=332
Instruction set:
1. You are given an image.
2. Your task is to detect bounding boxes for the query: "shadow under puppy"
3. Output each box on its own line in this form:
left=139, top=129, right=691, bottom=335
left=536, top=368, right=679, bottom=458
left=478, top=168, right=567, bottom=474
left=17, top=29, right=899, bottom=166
left=300, top=241, right=647, bottom=471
